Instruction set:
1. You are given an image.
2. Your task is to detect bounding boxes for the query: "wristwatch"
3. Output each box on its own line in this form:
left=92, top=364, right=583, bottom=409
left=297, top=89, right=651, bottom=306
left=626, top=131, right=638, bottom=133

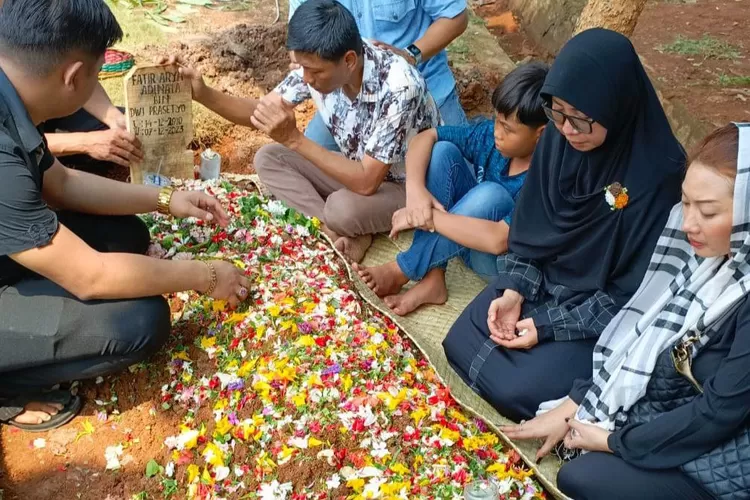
left=405, top=44, right=423, bottom=65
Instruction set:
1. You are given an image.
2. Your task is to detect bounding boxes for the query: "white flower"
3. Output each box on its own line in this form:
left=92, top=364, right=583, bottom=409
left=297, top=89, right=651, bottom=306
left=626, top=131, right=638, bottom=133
left=370, top=440, right=390, bottom=459
left=165, top=462, right=175, bottom=478
left=265, top=200, right=287, bottom=216
left=363, top=477, right=386, bottom=498
left=214, top=466, right=230, bottom=481
left=32, top=438, right=46, bottom=449
left=258, top=480, right=293, bottom=500
left=287, top=436, right=308, bottom=449
left=326, top=473, right=341, bottom=490
left=604, top=190, right=616, bottom=208
left=104, top=445, right=123, bottom=470
left=371, top=333, right=385, bottom=345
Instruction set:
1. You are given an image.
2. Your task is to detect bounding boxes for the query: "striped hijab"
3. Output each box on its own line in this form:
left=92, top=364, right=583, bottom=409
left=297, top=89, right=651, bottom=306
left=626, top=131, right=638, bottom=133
left=577, top=123, right=750, bottom=428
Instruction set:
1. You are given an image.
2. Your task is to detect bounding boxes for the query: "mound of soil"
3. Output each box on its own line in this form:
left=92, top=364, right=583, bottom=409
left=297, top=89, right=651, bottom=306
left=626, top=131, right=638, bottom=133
left=181, top=23, right=289, bottom=91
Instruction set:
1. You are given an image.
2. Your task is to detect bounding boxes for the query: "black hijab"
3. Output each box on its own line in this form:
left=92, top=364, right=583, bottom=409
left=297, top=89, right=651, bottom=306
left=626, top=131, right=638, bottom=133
left=508, top=28, right=686, bottom=305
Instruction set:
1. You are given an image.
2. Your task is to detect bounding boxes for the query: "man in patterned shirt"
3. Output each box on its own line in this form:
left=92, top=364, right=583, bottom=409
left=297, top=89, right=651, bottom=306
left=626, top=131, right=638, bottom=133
left=163, top=0, right=439, bottom=263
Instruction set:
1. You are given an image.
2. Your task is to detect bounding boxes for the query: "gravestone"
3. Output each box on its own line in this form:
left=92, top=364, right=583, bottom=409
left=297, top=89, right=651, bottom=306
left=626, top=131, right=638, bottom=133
left=124, top=64, right=194, bottom=184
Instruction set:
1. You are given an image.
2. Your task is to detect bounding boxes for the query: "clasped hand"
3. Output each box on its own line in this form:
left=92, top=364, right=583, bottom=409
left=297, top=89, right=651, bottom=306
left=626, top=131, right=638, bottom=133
left=487, top=291, right=539, bottom=349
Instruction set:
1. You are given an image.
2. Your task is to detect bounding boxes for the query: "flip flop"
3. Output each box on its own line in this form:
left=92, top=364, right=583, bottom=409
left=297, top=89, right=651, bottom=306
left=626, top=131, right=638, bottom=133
left=1, top=390, right=82, bottom=433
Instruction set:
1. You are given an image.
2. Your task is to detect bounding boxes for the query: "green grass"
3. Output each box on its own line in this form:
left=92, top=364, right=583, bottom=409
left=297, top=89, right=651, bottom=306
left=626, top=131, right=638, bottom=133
left=659, top=34, right=742, bottom=60
left=717, top=73, right=750, bottom=87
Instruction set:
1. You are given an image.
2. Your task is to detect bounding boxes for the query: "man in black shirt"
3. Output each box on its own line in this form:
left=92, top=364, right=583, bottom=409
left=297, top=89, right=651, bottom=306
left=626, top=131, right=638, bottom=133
left=0, top=0, right=250, bottom=431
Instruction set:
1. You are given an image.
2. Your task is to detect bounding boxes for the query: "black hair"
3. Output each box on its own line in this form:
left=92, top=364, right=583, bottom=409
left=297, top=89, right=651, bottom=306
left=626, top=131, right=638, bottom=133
left=0, top=0, right=122, bottom=76
left=287, top=0, right=363, bottom=61
left=491, top=61, right=549, bottom=127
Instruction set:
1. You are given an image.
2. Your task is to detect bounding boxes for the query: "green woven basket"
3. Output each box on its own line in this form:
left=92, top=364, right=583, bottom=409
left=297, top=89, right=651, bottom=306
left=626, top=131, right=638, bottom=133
left=99, top=49, right=135, bottom=80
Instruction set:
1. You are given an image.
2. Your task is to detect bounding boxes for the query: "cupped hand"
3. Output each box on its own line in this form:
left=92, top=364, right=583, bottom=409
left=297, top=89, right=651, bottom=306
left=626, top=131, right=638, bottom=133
left=169, top=190, right=230, bottom=227
left=154, top=54, right=208, bottom=102
left=85, top=128, right=143, bottom=167
left=487, top=292, right=523, bottom=342
left=208, top=260, right=251, bottom=308
left=495, top=317, right=539, bottom=350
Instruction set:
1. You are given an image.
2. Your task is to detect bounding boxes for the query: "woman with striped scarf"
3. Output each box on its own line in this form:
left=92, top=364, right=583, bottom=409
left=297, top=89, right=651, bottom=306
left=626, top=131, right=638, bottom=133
left=503, top=123, right=750, bottom=499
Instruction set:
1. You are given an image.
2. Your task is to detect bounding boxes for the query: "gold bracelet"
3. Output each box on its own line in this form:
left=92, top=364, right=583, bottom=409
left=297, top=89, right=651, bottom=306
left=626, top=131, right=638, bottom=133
left=203, top=261, right=218, bottom=296
left=156, top=186, right=174, bottom=215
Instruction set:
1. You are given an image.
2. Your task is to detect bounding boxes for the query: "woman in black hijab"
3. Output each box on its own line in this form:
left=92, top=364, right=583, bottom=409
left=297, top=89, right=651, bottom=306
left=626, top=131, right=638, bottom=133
left=442, top=28, right=686, bottom=422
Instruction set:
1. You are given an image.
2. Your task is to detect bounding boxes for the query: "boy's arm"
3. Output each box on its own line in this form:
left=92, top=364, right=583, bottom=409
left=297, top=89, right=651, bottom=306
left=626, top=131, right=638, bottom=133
left=404, top=128, right=438, bottom=191
left=432, top=211, right=510, bottom=254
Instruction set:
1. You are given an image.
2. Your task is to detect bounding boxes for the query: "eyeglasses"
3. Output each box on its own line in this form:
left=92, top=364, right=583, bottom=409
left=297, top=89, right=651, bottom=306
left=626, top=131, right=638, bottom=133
left=542, top=103, right=596, bottom=134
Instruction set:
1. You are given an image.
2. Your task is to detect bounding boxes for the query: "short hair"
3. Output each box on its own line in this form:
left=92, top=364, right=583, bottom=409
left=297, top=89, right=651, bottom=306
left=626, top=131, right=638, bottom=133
left=0, top=0, right=123, bottom=76
left=287, top=0, right=363, bottom=61
left=688, top=123, right=740, bottom=180
left=491, top=61, right=549, bottom=128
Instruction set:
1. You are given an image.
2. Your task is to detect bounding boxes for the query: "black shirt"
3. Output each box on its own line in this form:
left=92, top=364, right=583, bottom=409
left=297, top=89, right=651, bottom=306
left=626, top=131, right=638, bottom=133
left=0, top=68, right=58, bottom=286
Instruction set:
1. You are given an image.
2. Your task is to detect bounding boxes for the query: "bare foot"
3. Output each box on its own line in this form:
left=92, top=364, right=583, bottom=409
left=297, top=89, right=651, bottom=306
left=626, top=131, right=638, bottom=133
left=334, top=234, right=373, bottom=263
left=11, top=401, right=64, bottom=425
left=384, top=268, right=448, bottom=316
left=320, top=223, right=341, bottom=243
left=353, top=261, right=409, bottom=297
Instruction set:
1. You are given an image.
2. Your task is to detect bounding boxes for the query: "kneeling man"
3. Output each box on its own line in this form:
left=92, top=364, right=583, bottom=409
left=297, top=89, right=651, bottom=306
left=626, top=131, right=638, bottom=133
left=166, top=0, right=439, bottom=262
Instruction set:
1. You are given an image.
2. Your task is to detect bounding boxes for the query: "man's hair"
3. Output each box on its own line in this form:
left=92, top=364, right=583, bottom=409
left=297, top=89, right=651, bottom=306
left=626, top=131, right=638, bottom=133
left=287, top=0, right=362, bottom=61
left=0, top=0, right=123, bottom=76
left=491, top=61, right=549, bottom=128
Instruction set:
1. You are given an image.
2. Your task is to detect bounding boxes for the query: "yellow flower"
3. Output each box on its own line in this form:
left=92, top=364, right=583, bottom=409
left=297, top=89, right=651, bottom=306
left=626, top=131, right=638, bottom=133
left=255, top=325, right=267, bottom=340
left=214, top=417, right=233, bottom=437
left=291, top=392, right=307, bottom=407
left=201, top=467, right=214, bottom=485
left=347, top=478, right=365, bottom=492
left=172, top=351, right=191, bottom=361
left=187, top=464, right=200, bottom=483
left=295, top=335, right=316, bottom=347
left=342, top=374, right=353, bottom=392
left=308, top=437, right=323, bottom=447
left=225, top=312, right=249, bottom=324
left=268, top=305, right=281, bottom=317
left=439, top=427, right=460, bottom=443
left=410, top=407, right=428, bottom=425
left=202, top=442, right=225, bottom=467
left=389, top=463, right=409, bottom=475
left=237, top=359, right=257, bottom=378
left=199, top=336, right=216, bottom=350
left=212, top=300, right=226, bottom=312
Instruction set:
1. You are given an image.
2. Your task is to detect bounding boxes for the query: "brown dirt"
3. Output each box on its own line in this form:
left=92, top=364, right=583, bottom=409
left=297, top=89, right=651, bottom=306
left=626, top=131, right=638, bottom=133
left=181, top=23, right=290, bottom=92
left=476, top=0, right=750, bottom=130
left=631, top=0, right=750, bottom=128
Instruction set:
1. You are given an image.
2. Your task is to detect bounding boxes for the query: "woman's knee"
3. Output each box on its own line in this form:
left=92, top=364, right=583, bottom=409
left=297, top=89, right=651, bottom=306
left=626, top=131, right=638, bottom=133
left=557, top=459, right=591, bottom=499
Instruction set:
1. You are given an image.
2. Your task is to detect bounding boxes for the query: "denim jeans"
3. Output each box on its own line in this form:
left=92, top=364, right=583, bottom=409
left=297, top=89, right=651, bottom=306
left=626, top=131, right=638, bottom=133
left=303, top=87, right=468, bottom=151
left=396, top=142, right=515, bottom=282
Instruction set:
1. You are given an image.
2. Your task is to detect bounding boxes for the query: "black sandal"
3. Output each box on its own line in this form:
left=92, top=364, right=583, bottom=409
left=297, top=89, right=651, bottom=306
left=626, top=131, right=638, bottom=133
left=0, top=389, right=82, bottom=433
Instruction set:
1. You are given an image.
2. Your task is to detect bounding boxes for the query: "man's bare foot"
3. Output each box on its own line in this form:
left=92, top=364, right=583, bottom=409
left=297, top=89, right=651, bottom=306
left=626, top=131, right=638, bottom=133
left=320, top=223, right=341, bottom=243
left=384, top=268, right=448, bottom=316
left=11, top=401, right=64, bottom=425
left=334, top=234, right=373, bottom=263
left=353, top=261, right=409, bottom=297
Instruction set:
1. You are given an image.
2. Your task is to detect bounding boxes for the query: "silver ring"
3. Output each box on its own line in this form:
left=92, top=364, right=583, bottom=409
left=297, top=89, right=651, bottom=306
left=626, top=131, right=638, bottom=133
left=238, top=287, right=248, bottom=298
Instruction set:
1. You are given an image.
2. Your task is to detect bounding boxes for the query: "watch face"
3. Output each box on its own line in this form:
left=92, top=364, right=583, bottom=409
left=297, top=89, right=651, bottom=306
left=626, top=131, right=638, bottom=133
left=407, top=45, right=421, bottom=58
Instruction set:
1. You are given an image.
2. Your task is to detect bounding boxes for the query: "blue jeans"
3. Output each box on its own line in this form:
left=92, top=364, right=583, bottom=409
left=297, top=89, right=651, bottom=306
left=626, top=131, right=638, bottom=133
left=304, top=88, right=468, bottom=151
left=396, top=142, right=514, bottom=282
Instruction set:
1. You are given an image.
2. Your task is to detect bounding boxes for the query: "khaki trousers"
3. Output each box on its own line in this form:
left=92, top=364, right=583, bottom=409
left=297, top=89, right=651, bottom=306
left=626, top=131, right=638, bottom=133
left=254, top=144, right=406, bottom=237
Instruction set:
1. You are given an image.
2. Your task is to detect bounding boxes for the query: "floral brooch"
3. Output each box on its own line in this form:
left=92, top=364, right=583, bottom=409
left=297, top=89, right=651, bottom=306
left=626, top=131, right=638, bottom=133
left=604, top=182, right=629, bottom=211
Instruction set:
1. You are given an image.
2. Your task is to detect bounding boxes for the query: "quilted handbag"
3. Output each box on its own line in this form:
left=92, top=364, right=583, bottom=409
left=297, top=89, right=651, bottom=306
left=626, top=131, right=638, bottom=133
left=625, top=342, right=750, bottom=499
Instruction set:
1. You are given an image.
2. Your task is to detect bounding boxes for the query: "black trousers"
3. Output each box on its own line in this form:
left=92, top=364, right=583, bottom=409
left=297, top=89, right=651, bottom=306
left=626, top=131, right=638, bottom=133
left=442, top=283, right=596, bottom=422
left=0, top=213, right=170, bottom=395
left=558, top=452, right=715, bottom=500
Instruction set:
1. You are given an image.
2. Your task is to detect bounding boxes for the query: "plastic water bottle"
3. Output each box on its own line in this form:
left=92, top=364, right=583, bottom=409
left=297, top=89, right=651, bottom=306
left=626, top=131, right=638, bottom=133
left=464, top=479, right=498, bottom=500
left=200, top=148, right=221, bottom=180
